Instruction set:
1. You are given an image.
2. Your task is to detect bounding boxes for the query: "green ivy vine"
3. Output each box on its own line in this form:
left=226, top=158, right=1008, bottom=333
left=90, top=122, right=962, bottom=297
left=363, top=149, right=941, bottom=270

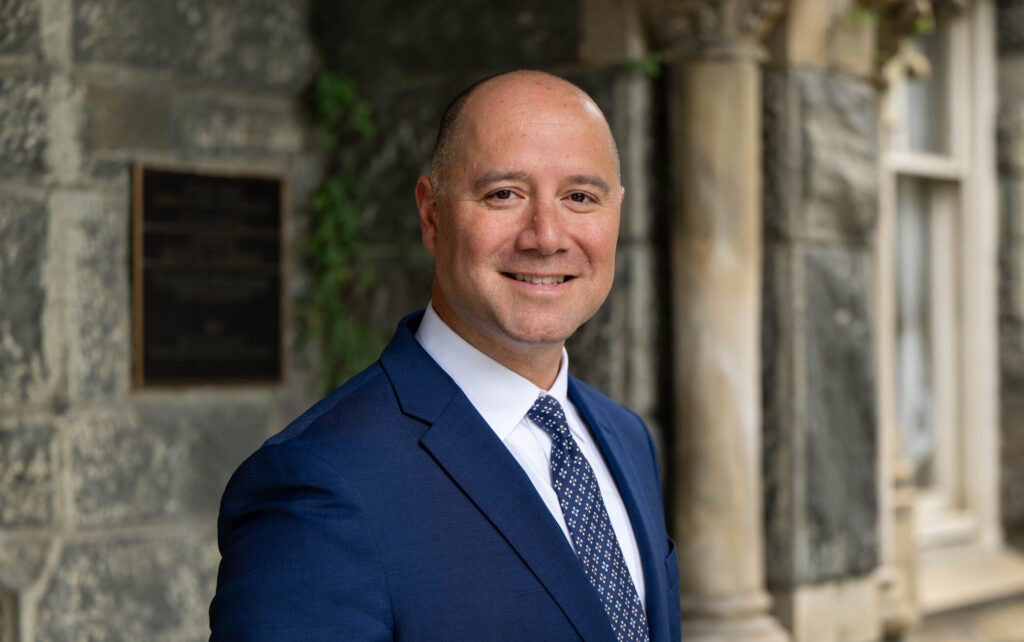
left=303, top=71, right=384, bottom=394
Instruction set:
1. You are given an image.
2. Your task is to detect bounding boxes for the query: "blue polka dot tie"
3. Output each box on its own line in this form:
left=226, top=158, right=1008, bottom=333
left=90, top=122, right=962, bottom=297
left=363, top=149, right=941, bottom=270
left=528, top=394, right=650, bottom=642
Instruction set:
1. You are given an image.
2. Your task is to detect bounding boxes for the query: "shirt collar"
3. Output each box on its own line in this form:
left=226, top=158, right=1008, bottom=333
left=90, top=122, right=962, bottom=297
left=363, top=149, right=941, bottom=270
left=414, top=303, right=571, bottom=441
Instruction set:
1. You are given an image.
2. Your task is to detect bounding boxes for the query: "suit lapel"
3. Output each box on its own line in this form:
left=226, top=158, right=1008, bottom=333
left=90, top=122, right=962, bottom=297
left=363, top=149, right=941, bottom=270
left=380, top=314, right=617, bottom=642
left=570, top=380, right=672, bottom=642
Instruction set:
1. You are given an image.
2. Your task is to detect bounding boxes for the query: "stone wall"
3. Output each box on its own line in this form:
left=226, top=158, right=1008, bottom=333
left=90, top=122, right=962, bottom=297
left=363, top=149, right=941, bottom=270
left=761, top=66, right=880, bottom=586
left=998, top=0, right=1024, bottom=547
left=0, top=0, right=320, bottom=639
left=0, top=0, right=664, bottom=639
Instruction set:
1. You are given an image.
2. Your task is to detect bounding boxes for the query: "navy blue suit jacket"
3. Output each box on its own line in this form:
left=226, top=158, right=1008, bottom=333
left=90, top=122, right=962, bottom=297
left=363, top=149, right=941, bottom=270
left=209, top=312, right=681, bottom=641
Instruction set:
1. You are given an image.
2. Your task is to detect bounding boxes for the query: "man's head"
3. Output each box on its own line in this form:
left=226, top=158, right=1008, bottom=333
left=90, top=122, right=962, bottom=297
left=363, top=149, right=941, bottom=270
left=415, top=70, right=623, bottom=386
left=428, top=73, right=621, bottom=195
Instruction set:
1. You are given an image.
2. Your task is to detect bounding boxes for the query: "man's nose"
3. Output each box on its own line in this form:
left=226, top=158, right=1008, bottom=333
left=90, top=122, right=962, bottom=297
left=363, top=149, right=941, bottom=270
left=517, top=199, right=569, bottom=255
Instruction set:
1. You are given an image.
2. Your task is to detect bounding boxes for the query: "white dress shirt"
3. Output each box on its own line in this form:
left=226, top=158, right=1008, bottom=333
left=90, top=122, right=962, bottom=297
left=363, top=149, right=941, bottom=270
left=415, top=303, right=646, bottom=603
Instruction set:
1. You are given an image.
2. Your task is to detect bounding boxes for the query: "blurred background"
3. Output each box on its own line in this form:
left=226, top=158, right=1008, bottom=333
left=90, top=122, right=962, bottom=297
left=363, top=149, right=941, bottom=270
left=2, top=0, right=1023, bottom=640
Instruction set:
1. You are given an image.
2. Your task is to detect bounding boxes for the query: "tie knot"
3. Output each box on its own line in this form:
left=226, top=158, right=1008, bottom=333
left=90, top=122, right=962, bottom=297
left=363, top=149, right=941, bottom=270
left=527, top=394, right=570, bottom=439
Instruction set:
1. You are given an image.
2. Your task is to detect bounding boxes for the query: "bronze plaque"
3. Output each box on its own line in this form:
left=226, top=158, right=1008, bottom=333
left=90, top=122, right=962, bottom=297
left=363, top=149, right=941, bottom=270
left=132, top=165, right=285, bottom=386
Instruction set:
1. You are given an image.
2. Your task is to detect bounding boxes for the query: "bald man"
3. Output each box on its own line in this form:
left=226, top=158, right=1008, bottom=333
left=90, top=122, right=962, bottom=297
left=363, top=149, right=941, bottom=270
left=209, top=71, right=680, bottom=642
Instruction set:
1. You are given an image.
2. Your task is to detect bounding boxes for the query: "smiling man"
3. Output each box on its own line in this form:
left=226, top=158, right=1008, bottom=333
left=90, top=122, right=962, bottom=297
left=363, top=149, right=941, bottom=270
left=210, top=71, right=680, bottom=642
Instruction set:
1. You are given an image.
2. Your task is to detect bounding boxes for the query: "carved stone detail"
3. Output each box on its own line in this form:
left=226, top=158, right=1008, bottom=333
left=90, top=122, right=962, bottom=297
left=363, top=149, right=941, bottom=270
left=643, top=0, right=788, bottom=60
left=859, top=0, right=974, bottom=72
left=859, top=0, right=972, bottom=21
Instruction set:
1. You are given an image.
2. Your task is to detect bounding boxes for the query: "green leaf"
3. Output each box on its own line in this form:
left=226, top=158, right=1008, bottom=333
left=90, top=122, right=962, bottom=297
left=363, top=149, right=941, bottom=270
left=629, top=53, right=662, bottom=78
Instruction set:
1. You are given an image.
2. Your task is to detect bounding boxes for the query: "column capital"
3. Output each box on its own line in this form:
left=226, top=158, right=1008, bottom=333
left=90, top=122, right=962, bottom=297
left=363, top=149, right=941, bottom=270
left=642, top=0, right=788, bottom=62
left=863, top=0, right=974, bottom=71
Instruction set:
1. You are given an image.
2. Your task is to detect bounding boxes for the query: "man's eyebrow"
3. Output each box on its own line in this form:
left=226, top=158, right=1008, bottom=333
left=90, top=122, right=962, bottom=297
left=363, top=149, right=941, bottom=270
left=566, top=174, right=611, bottom=195
left=473, top=170, right=531, bottom=190
left=473, top=171, right=613, bottom=195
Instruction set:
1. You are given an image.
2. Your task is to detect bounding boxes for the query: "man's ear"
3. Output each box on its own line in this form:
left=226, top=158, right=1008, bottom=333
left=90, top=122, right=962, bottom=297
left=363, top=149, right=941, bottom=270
left=415, top=176, right=439, bottom=255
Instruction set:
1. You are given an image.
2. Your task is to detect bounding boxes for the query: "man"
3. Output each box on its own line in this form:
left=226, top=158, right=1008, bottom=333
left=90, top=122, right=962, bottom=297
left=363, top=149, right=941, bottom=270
left=209, top=70, right=680, bottom=642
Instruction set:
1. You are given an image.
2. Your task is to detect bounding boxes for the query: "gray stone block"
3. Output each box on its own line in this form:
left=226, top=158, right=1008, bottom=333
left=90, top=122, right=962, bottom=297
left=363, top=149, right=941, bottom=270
left=68, top=411, right=150, bottom=526
left=1000, top=0, right=1024, bottom=51
left=999, top=102, right=1024, bottom=175
left=83, top=83, right=180, bottom=155
left=0, top=588, right=14, bottom=642
left=1000, top=178, right=1024, bottom=242
left=0, top=76, right=48, bottom=175
left=73, top=0, right=314, bottom=91
left=0, top=195, right=49, bottom=406
left=1000, top=320, right=1024, bottom=387
left=761, top=68, right=880, bottom=585
left=0, top=417, right=56, bottom=528
left=1001, top=392, right=1024, bottom=526
left=0, top=533, right=51, bottom=590
left=763, top=68, right=878, bottom=243
left=35, top=529, right=218, bottom=642
left=314, top=0, right=578, bottom=84
left=70, top=401, right=270, bottom=527
left=183, top=96, right=309, bottom=158
left=338, top=79, right=465, bottom=248
left=52, top=190, right=130, bottom=402
left=998, top=178, right=1024, bottom=326
left=801, top=247, right=877, bottom=575
left=763, top=243, right=879, bottom=585
left=0, top=0, right=41, bottom=56
left=999, top=56, right=1024, bottom=107
left=84, top=83, right=311, bottom=175
left=568, top=239, right=664, bottom=414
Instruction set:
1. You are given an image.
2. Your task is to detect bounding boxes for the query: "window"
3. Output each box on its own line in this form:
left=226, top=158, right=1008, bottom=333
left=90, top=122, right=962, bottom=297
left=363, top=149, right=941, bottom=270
left=876, top=0, right=1018, bottom=614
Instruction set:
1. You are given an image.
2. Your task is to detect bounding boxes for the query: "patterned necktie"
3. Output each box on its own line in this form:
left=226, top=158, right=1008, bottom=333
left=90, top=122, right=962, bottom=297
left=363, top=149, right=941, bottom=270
left=527, top=394, right=650, bottom=642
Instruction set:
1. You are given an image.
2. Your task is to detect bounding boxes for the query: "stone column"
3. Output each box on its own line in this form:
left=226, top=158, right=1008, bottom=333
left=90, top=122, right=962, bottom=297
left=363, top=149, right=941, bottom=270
left=645, top=1, right=790, bottom=640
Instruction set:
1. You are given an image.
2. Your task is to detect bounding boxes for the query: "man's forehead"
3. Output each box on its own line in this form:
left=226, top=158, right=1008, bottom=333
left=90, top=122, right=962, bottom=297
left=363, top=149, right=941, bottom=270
left=462, top=89, right=614, bottom=153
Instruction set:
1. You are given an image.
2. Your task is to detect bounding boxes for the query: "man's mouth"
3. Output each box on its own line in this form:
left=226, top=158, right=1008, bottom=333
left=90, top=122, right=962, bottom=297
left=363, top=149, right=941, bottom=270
left=505, top=273, right=570, bottom=285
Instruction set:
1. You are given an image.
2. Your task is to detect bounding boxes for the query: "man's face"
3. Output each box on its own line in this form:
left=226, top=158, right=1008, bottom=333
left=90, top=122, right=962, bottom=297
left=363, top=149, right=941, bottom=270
left=416, top=76, right=623, bottom=367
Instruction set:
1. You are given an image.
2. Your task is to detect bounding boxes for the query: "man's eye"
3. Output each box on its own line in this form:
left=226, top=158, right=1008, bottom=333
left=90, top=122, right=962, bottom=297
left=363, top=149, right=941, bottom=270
left=569, top=192, right=591, bottom=203
left=491, top=189, right=514, bottom=200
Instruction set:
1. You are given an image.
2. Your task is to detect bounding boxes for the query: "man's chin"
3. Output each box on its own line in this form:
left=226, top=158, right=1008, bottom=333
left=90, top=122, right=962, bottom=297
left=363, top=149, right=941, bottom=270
left=501, top=323, right=582, bottom=350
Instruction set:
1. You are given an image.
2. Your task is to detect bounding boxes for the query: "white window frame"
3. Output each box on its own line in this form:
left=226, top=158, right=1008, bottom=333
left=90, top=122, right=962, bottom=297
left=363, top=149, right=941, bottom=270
left=872, top=0, right=1024, bottom=618
left=876, top=0, right=1002, bottom=599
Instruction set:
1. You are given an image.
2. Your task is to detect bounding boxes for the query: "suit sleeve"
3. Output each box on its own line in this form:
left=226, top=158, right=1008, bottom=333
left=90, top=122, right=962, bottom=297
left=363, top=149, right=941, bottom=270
left=209, top=442, right=393, bottom=641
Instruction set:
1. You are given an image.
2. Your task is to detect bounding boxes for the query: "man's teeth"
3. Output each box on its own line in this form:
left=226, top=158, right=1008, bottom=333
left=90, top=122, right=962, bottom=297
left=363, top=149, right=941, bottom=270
left=512, top=274, right=565, bottom=285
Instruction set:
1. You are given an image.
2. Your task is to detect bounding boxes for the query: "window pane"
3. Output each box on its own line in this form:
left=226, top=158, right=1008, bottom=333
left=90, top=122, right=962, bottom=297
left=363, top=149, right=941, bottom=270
left=896, top=176, right=935, bottom=488
left=903, top=22, right=951, bottom=155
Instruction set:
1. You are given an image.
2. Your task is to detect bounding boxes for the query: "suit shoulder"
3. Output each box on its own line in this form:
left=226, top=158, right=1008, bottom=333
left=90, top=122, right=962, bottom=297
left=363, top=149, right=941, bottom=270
left=267, top=361, right=395, bottom=446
